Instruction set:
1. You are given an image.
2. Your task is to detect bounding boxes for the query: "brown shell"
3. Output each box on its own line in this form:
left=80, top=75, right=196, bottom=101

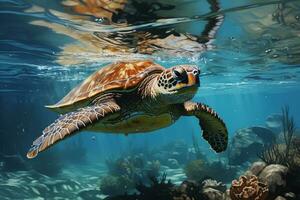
left=47, top=60, right=164, bottom=111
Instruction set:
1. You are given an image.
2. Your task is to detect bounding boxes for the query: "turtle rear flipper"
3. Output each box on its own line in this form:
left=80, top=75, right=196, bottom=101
left=27, top=101, right=120, bottom=159
left=183, top=101, right=228, bottom=153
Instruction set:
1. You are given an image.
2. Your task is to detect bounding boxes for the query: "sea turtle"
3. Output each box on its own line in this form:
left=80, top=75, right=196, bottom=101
left=27, top=60, right=228, bottom=159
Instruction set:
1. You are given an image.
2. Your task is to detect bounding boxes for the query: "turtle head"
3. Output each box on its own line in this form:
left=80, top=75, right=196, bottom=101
left=154, top=65, right=200, bottom=103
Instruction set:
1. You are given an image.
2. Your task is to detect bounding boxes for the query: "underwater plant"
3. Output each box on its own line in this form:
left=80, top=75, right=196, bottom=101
left=104, top=173, right=175, bottom=200
left=145, top=160, right=161, bottom=178
left=292, top=137, right=300, bottom=154
left=184, top=159, right=236, bottom=183
left=184, top=159, right=205, bottom=180
left=258, top=106, right=299, bottom=169
left=135, top=174, right=175, bottom=200
left=101, top=155, right=161, bottom=195
left=230, top=175, right=269, bottom=200
left=103, top=173, right=216, bottom=200
left=100, top=175, right=134, bottom=195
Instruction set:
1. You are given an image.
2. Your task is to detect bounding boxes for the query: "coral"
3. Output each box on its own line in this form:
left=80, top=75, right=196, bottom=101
left=201, top=179, right=227, bottom=193
left=106, top=157, right=133, bottom=177
left=201, top=179, right=227, bottom=200
left=104, top=174, right=208, bottom=200
left=184, top=160, right=236, bottom=183
left=100, top=175, right=134, bottom=195
left=174, top=180, right=202, bottom=200
left=184, top=159, right=205, bottom=181
left=103, top=175, right=229, bottom=200
left=135, top=174, right=174, bottom=199
left=230, top=175, right=269, bottom=200
left=104, top=173, right=175, bottom=200
left=146, top=160, right=161, bottom=178
left=242, top=161, right=300, bottom=199
left=102, top=155, right=161, bottom=195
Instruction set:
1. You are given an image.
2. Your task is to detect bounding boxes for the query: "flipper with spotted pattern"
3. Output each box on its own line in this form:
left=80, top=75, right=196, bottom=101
left=27, top=101, right=120, bottom=159
left=183, top=101, right=228, bottom=153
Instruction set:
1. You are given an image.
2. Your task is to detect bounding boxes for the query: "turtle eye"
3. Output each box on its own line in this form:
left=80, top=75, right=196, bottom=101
left=173, top=68, right=188, bottom=84
left=173, top=69, right=181, bottom=77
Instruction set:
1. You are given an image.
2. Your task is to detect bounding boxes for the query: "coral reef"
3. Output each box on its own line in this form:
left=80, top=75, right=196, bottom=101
left=100, top=175, right=134, bottom=195
left=103, top=174, right=220, bottom=200
left=100, top=154, right=161, bottom=195
left=104, top=174, right=175, bottom=200
left=174, top=180, right=202, bottom=200
left=229, top=175, right=269, bottom=200
left=103, top=175, right=230, bottom=200
left=184, top=159, right=236, bottom=183
left=135, top=174, right=175, bottom=200
left=184, top=159, right=205, bottom=180
left=240, top=161, right=299, bottom=199
left=201, top=179, right=227, bottom=200
left=202, top=179, right=227, bottom=193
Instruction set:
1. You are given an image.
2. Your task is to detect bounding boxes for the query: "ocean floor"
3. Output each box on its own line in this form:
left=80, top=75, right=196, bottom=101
left=0, top=163, right=186, bottom=200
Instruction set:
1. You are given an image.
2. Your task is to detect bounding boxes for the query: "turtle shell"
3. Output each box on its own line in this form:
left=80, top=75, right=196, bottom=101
left=47, top=60, right=164, bottom=112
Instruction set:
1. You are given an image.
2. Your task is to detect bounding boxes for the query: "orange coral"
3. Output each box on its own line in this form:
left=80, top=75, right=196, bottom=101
left=230, top=175, right=269, bottom=200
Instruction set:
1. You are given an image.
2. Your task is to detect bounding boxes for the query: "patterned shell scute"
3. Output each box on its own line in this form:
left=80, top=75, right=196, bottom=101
left=53, top=60, right=164, bottom=108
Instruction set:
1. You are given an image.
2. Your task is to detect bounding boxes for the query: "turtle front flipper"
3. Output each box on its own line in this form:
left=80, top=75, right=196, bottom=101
left=183, top=101, right=228, bottom=153
left=27, top=101, right=120, bottom=159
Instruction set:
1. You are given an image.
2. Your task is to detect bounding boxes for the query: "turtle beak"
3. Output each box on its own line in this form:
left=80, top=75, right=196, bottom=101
left=186, top=68, right=200, bottom=87
left=187, top=74, right=200, bottom=87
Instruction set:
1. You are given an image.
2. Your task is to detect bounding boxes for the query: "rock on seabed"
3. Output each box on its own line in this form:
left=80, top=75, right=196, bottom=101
left=258, top=164, right=289, bottom=195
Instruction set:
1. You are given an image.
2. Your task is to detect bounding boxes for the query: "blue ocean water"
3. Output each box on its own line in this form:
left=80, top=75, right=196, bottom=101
left=0, top=0, right=300, bottom=199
